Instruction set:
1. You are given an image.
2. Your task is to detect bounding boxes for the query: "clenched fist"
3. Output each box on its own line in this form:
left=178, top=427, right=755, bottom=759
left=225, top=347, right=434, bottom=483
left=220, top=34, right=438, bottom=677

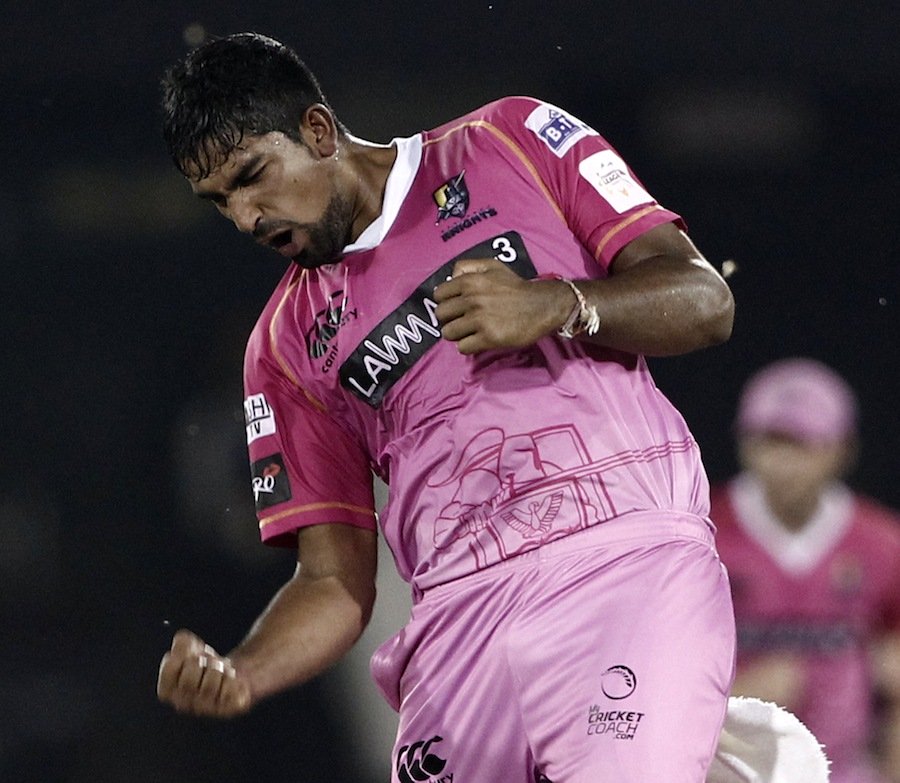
left=157, top=629, right=252, bottom=718
left=433, top=259, right=575, bottom=354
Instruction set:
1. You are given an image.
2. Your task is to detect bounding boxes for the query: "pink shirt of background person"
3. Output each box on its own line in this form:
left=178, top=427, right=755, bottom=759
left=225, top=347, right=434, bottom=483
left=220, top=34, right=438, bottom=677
left=243, top=96, right=709, bottom=597
left=712, top=358, right=900, bottom=783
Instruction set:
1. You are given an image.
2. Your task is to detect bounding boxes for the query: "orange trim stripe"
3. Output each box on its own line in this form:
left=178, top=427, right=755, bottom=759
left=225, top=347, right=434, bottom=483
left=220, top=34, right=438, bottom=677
left=259, top=502, right=376, bottom=529
left=593, top=205, right=660, bottom=261
left=425, top=119, right=566, bottom=225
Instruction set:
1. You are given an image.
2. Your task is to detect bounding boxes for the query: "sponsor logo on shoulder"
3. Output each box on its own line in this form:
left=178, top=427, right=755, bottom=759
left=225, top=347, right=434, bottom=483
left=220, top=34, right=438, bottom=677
left=525, top=102, right=597, bottom=157
left=578, top=150, right=654, bottom=213
left=244, top=392, right=275, bottom=444
left=250, top=453, right=292, bottom=511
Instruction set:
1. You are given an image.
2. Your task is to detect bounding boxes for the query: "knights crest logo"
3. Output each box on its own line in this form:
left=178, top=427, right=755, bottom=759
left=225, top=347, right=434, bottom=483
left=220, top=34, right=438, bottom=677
left=433, top=171, right=469, bottom=222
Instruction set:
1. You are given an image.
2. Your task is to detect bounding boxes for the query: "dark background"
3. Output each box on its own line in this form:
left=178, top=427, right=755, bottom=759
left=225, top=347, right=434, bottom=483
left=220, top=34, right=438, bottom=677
left=1, top=2, right=897, bottom=780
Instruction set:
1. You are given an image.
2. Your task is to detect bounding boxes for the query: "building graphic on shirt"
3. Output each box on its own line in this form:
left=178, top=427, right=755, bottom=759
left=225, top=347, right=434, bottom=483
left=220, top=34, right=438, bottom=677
left=428, top=424, right=615, bottom=565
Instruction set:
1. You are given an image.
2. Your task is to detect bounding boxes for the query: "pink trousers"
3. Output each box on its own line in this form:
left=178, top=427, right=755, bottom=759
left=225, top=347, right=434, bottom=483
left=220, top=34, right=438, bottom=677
left=372, top=511, right=737, bottom=782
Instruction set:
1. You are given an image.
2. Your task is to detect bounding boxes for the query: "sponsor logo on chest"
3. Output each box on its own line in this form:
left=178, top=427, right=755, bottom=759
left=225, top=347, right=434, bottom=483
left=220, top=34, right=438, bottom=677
left=339, top=232, right=535, bottom=407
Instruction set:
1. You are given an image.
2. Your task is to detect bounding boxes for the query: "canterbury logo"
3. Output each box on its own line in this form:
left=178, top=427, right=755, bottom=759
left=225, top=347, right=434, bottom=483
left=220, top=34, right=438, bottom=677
left=396, top=736, right=448, bottom=783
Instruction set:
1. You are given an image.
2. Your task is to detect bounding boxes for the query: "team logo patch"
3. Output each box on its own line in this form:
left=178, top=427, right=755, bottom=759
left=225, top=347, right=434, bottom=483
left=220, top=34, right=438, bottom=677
left=578, top=150, right=654, bottom=213
left=250, top=453, right=292, bottom=511
left=340, top=232, right=536, bottom=407
left=433, top=170, right=499, bottom=241
left=433, top=171, right=470, bottom=222
left=244, top=393, right=276, bottom=444
left=525, top=103, right=596, bottom=157
left=439, top=205, right=498, bottom=243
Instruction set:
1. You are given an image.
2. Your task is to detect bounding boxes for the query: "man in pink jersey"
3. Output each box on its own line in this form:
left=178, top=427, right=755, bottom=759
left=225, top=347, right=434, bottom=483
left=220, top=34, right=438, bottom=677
left=156, top=33, right=737, bottom=782
left=712, top=358, right=900, bottom=783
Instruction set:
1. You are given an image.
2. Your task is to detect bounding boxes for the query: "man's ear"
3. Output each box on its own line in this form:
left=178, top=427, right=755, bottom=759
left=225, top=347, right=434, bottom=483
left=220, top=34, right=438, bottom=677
left=300, top=104, right=338, bottom=158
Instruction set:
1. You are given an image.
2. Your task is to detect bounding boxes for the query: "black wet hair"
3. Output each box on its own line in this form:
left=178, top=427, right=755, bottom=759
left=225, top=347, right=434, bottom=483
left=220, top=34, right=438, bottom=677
left=161, top=32, right=345, bottom=178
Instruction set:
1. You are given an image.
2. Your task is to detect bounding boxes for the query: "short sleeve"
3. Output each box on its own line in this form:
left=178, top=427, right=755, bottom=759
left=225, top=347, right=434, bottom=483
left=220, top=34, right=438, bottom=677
left=490, top=97, right=685, bottom=272
left=243, top=354, right=376, bottom=547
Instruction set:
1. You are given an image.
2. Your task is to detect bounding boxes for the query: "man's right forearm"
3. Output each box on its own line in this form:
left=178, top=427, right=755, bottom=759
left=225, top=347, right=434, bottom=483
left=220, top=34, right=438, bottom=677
left=157, top=524, right=378, bottom=718
left=229, top=564, right=376, bottom=704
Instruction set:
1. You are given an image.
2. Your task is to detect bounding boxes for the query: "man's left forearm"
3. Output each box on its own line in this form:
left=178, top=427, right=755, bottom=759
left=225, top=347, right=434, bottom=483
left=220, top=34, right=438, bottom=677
left=566, top=253, right=734, bottom=356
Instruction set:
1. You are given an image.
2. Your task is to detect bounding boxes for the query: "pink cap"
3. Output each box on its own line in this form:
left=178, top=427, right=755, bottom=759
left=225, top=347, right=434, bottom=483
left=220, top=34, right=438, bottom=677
left=736, top=358, right=857, bottom=443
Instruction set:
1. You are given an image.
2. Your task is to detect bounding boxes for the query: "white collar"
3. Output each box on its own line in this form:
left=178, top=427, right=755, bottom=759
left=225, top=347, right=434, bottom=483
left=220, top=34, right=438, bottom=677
left=729, top=473, right=853, bottom=576
left=342, top=134, right=423, bottom=254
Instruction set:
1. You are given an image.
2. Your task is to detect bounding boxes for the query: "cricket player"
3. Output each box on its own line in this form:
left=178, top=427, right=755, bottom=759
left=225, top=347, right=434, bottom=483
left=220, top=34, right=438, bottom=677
left=157, top=33, right=737, bottom=782
left=714, top=358, right=900, bottom=783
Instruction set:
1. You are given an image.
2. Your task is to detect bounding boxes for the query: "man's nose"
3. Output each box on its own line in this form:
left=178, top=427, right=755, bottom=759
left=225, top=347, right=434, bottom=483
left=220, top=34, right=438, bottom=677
left=229, top=195, right=260, bottom=234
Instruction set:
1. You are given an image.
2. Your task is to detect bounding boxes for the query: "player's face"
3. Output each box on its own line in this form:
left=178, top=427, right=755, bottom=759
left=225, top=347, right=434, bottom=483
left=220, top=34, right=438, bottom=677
left=189, top=132, right=354, bottom=269
left=739, top=433, right=850, bottom=510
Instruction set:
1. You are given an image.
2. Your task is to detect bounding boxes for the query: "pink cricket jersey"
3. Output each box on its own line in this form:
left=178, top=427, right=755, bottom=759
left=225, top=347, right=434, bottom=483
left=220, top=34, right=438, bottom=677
left=243, top=96, right=709, bottom=596
left=712, top=474, right=900, bottom=777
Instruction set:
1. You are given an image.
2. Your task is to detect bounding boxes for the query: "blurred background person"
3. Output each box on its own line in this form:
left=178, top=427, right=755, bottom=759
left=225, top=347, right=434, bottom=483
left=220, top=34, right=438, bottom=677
left=712, top=358, right=900, bottom=783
